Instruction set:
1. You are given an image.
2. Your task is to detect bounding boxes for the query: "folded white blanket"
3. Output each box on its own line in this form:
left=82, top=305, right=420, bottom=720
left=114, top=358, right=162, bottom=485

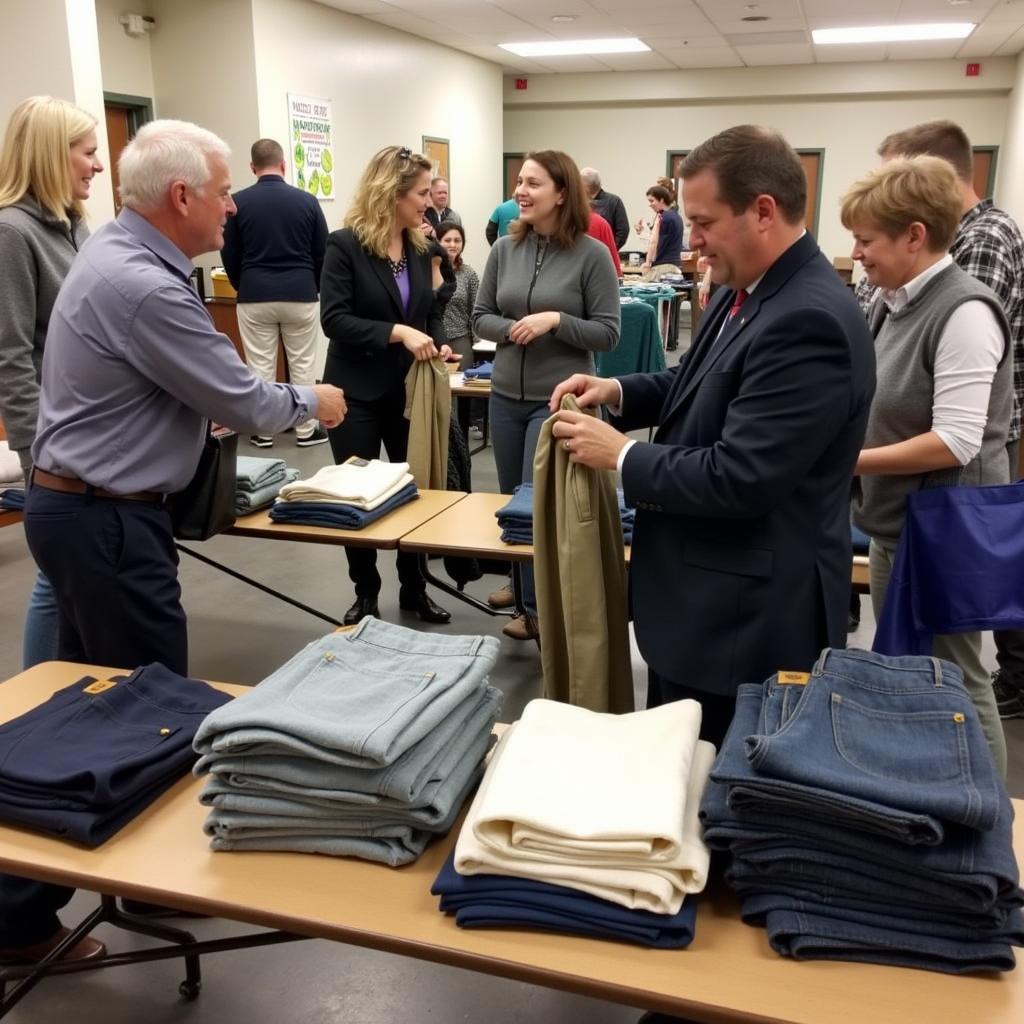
left=454, top=698, right=713, bottom=913
left=279, top=459, right=412, bottom=508
left=0, top=442, right=21, bottom=485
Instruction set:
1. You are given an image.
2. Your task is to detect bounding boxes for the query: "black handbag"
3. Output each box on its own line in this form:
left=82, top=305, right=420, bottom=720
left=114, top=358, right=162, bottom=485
left=169, top=428, right=238, bottom=541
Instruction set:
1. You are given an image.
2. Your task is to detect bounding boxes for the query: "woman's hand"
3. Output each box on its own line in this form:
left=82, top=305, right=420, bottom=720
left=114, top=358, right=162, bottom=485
left=509, top=311, right=560, bottom=345
left=439, top=344, right=453, bottom=361
left=394, top=324, right=438, bottom=361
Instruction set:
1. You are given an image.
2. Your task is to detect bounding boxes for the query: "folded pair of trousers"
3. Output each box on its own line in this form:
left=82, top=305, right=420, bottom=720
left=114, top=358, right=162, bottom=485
left=235, top=468, right=299, bottom=514
left=197, top=686, right=501, bottom=809
left=235, top=455, right=288, bottom=490
left=194, top=620, right=499, bottom=769
left=743, top=648, right=1003, bottom=833
left=279, top=458, right=411, bottom=506
left=700, top=776, right=1020, bottom=914
left=456, top=703, right=713, bottom=914
left=747, top=899, right=1018, bottom=974
left=432, top=852, right=697, bottom=948
left=199, top=695, right=497, bottom=829
left=0, top=664, right=231, bottom=845
left=209, top=831, right=433, bottom=866
left=269, top=482, right=418, bottom=529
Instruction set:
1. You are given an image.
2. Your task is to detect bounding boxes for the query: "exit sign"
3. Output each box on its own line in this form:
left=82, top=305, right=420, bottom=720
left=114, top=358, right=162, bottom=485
left=966, top=63, right=980, bottom=77
left=515, top=78, right=528, bottom=90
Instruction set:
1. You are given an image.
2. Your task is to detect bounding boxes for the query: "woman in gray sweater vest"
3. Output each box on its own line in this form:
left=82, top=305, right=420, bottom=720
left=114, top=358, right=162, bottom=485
left=842, top=156, right=1011, bottom=775
left=473, top=150, right=620, bottom=639
left=0, top=96, right=102, bottom=669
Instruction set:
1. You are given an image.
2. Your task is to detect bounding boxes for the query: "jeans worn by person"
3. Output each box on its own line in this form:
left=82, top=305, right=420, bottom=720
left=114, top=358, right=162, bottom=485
left=22, top=569, right=58, bottom=669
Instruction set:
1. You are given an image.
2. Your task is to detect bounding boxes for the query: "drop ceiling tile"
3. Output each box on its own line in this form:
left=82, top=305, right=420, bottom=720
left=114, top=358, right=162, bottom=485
left=660, top=47, right=745, bottom=67
left=812, top=42, right=889, bottom=61
left=734, top=42, right=816, bottom=65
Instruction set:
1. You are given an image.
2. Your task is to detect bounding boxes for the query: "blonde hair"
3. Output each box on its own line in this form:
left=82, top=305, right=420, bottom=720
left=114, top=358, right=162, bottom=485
left=0, top=96, right=97, bottom=225
left=345, top=146, right=431, bottom=259
left=840, top=155, right=961, bottom=252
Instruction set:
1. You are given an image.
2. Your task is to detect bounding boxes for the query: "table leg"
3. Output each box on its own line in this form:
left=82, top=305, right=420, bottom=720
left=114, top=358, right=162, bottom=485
left=417, top=554, right=514, bottom=618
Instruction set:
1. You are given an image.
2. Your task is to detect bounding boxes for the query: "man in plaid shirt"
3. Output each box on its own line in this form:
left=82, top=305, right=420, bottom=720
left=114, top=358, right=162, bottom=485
left=858, top=120, right=1024, bottom=720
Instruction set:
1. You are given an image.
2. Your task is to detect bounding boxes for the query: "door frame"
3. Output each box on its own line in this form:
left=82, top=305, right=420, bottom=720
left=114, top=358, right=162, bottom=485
left=103, top=92, right=153, bottom=133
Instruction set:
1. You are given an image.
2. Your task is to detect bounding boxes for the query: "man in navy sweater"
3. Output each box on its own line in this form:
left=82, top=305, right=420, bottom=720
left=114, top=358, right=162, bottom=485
left=221, top=138, right=330, bottom=447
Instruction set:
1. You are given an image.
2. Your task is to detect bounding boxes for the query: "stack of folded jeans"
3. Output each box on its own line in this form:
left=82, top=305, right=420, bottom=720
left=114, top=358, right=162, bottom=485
left=462, top=361, right=492, bottom=385
left=0, top=487, right=25, bottom=511
left=444, top=698, right=714, bottom=944
left=269, top=457, right=418, bottom=529
left=495, top=484, right=634, bottom=545
left=194, top=619, right=502, bottom=866
left=235, top=456, right=300, bottom=515
left=700, top=647, right=1024, bottom=974
left=0, top=664, right=232, bottom=846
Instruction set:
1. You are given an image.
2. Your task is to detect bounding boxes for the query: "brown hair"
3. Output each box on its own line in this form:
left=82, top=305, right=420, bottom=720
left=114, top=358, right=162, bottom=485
left=646, top=185, right=673, bottom=206
left=655, top=176, right=676, bottom=203
left=436, top=220, right=464, bottom=269
left=840, top=155, right=962, bottom=253
left=509, top=149, right=590, bottom=248
left=681, top=125, right=806, bottom=224
left=250, top=138, right=284, bottom=168
left=877, top=120, right=973, bottom=184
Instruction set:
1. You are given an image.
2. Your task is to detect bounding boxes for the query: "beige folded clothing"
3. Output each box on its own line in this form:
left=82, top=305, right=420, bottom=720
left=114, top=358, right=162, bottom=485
left=454, top=698, right=713, bottom=913
left=278, top=458, right=412, bottom=509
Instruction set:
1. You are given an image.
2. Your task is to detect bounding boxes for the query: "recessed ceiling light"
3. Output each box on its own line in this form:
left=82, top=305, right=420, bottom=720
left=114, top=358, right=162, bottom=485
left=499, top=38, right=651, bottom=57
left=813, top=23, right=974, bottom=44
left=550, top=14, right=577, bottom=23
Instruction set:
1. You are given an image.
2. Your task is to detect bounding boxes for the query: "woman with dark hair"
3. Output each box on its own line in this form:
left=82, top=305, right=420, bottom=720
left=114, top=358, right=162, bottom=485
left=641, top=184, right=685, bottom=280
left=436, top=220, right=478, bottom=364
left=320, top=145, right=452, bottom=626
left=473, top=149, right=620, bottom=638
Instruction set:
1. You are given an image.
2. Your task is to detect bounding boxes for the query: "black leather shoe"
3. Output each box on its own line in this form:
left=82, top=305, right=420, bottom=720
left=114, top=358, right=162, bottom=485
left=343, top=597, right=379, bottom=626
left=399, top=591, right=451, bottom=624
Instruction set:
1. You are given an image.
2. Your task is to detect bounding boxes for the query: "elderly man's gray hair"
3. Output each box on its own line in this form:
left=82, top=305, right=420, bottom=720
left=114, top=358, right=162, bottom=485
left=580, top=166, right=602, bottom=190
left=119, top=119, right=231, bottom=211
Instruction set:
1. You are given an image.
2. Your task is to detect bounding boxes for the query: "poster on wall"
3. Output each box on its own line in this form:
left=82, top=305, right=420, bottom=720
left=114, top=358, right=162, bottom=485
left=422, top=136, right=450, bottom=185
left=287, top=93, right=334, bottom=200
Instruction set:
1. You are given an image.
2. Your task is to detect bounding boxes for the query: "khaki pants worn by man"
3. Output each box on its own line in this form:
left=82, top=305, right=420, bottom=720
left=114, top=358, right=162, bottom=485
left=237, top=300, right=320, bottom=437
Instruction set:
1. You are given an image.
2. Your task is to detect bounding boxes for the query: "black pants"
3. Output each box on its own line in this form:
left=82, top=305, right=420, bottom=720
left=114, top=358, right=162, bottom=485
left=995, top=439, right=1024, bottom=688
left=647, top=669, right=737, bottom=750
left=326, top=387, right=426, bottom=600
left=2, top=485, right=188, bottom=947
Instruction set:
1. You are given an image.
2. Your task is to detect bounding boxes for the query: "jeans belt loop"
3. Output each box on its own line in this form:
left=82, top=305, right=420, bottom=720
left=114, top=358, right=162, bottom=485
left=812, top=647, right=831, bottom=677
left=930, top=656, right=944, bottom=687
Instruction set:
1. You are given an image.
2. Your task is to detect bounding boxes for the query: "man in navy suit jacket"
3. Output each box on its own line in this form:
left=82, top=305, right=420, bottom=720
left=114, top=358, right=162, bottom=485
left=551, top=126, right=876, bottom=746
left=221, top=138, right=329, bottom=448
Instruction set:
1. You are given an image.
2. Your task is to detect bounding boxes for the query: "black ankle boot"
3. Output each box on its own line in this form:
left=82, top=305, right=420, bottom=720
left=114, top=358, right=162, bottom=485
left=399, top=590, right=451, bottom=624
left=343, top=596, right=380, bottom=626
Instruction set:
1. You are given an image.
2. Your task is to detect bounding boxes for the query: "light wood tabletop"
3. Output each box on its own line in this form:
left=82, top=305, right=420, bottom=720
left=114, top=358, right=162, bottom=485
left=0, top=662, right=1021, bottom=1022
left=0, top=509, right=22, bottom=528
left=225, top=489, right=466, bottom=549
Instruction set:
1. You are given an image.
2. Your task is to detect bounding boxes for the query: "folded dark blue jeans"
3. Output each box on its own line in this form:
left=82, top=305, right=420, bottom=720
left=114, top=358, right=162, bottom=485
left=432, top=852, right=697, bottom=948
left=269, top=483, right=418, bottom=529
left=745, top=648, right=1002, bottom=832
left=0, top=664, right=232, bottom=845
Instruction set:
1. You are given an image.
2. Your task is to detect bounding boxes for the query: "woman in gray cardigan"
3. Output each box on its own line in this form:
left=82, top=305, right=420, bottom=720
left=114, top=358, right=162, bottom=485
left=473, top=150, right=620, bottom=639
left=0, top=96, right=102, bottom=668
left=842, top=155, right=1011, bottom=775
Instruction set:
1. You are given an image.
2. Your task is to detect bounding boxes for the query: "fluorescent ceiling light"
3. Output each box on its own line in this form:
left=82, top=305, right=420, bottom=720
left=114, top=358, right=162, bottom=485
left=499, top=38, right=650, bottom=57
left=813, top=23, right=974, bottom=45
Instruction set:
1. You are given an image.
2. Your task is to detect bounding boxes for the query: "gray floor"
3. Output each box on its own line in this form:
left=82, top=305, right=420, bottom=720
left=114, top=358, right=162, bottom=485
left=1, top=322, right=1022, bottom=1021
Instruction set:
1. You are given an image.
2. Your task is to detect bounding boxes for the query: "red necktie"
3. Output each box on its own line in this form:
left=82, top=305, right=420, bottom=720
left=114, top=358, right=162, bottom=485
left=728, top=288, right=749, bottom=320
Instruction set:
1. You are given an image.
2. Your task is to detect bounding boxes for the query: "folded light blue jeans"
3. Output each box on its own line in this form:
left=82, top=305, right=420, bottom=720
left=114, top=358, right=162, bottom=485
left=193, top=619, right=499, bottom=768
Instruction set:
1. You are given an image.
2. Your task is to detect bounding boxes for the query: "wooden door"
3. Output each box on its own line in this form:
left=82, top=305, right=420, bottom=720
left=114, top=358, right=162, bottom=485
left=503, top=153, right=525, bottom=202
left=972, top=148, right=996, bottom=199
left=104, top=105, right=131, bottom=214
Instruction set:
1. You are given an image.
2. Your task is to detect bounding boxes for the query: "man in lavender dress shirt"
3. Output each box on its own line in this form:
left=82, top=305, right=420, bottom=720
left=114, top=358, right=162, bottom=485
left=0, top=122, right=346, bottom=964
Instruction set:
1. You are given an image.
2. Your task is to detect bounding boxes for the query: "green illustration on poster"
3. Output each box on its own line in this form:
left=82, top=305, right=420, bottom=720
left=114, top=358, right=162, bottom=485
left=287, top=93, right=334, bottom=200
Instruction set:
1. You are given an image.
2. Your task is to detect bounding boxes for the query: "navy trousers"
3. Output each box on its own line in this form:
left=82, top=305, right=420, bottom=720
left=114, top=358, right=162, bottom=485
left=2, top=486, right=189, bottom=947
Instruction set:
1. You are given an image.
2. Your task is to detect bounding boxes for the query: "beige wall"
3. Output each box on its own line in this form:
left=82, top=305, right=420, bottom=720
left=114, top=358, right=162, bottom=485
left=250, top=0, right=504, bottom=271
left=997, top=53, right=1024, bottom=224
left=504, top=59, right=1014, bottom=262
left=94, top=0, right=156, bottom=101
left=0, top=1, right=115, bottom=225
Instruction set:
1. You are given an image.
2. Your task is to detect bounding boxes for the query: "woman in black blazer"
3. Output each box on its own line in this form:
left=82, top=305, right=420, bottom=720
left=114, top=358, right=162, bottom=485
left=320, top=145, right=452, bottom=625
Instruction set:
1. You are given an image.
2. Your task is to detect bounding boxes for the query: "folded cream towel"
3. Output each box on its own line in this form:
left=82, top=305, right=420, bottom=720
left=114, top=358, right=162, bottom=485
left=279, top=458, right=412, bottom=508
left=454, top=699, right=714, bottom=914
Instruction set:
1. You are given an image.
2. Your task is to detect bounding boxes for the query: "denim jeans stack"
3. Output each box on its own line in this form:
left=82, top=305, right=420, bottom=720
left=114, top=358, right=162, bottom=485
left=495, top=483, right=635, bottom=545
left=269, top=457, right=418, bottom=530
left=699, top=647, right=1024, bottom=973
left=193, top=619, right=502, bottom=867
left=443, top=698, right=714, bottom=946
left=0, top=487, right=25, bottom=511
left=234, top=455, right=299, bottom=515
left=0, top=664, right=233, bottom=846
